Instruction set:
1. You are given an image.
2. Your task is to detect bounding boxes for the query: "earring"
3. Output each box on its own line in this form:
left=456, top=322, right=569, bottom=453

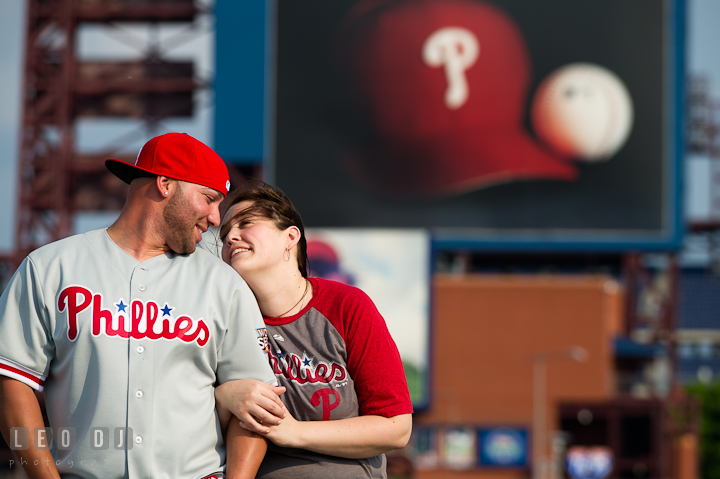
left=284, top=247, right=290, bottom=262
left=164, top=192, right=168, bottom=195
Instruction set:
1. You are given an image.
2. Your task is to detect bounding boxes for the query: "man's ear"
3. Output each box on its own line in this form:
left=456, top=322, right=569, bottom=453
left=157, top=176, right=174, bottom=198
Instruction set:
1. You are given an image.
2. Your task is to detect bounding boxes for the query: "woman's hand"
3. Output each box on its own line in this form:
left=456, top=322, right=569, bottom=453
left=239, top=407, right=302, bottom=449
left=215, top=379, right=287, bottom=434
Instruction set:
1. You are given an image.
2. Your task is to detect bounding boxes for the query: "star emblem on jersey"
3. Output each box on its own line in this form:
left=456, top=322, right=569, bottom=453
left=161, top=304, right=173, bottom=316
left=302, top=351, right=314, bottom=367
left=115, top=300, right=127, bottom=313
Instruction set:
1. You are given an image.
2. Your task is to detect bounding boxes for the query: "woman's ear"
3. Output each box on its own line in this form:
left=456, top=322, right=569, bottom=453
left=286, top=226, right=302, bottom=250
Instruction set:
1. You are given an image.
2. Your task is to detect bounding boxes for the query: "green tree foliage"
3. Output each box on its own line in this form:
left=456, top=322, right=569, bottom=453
left=403, top=361, right=426, bottom=406
left=687, top=381, right=720, bottom=479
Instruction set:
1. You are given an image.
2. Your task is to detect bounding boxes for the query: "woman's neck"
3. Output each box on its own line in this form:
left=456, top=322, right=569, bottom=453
left=244, top=268, right=310, bottom=318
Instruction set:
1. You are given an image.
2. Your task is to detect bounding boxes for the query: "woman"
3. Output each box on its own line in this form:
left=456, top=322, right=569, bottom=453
left=214, top=180, right=413, bottom=478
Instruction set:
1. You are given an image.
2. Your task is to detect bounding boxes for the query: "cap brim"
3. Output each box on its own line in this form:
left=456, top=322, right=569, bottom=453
left=344, top=127, right=578, bottom=197
left=105, top=158, right=158, bottom=184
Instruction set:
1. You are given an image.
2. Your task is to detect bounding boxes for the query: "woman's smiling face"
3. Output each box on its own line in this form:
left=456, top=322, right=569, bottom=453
left=221, top=201, right=289, bottom=276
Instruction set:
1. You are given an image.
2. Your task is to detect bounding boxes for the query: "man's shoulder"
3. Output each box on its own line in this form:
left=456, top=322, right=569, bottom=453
left=184, top=246, right=233, bottom=271
left=27, top=230, right=101, bottom=264
left=180, top=247, right=249, bottom=287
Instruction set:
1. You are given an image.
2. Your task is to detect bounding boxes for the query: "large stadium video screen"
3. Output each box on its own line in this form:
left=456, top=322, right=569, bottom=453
left=266, top=0, right=682, bottom=250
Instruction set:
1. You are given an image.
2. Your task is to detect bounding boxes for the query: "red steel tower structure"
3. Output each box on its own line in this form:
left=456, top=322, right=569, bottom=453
left=5, top=0, right=209, bottom=271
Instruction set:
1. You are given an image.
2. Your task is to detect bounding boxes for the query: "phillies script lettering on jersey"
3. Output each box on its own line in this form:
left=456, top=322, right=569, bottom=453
left=270, top=350, right=346, bottom=385
left=58, top=285, right=210, bottom=347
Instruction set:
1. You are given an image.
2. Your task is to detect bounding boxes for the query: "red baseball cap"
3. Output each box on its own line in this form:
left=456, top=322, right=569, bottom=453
left=105, top=132, right=231, bottom=196
left=307, top=239, right=340, bottom=266
left=338, top=0, right=577, bottom=196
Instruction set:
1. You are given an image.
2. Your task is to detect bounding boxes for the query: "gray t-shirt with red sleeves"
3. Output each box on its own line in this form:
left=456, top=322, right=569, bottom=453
left=256, top=277, right=413, bottom=479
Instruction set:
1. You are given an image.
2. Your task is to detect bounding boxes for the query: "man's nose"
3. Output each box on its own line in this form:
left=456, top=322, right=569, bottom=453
left=208, top=204, right=221, bottom=228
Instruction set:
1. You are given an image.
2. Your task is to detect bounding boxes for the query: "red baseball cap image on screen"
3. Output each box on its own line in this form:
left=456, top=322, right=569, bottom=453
left=337, top=0, right=578, bottom=197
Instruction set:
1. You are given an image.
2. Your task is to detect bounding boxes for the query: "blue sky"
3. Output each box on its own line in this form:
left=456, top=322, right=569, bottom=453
left=688, top=0, right=720, bottom=99
left=0, top=1, right=24, bottom=253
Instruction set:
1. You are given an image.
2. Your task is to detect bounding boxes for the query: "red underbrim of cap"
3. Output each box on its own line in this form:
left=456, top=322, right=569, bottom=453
left=343, top=127, right=578, bottom=197
left=105, top=158, right=157, bottom=185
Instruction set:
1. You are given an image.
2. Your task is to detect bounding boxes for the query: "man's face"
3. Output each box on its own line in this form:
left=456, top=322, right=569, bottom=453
left=163, top=181, right=223, bottom=254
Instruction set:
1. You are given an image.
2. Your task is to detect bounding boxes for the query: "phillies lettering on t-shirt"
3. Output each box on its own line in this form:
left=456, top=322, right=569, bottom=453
left=270, top=350, right=347, bottom=385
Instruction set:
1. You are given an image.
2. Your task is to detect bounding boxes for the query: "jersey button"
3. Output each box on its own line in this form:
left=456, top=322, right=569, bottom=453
left=138, top=285, right=146, bottom=292
left=136, top=346, right=144, bottom=354
left=135, top=390, right=143, bottom=399
left=135, top=436, right=142, bottom=444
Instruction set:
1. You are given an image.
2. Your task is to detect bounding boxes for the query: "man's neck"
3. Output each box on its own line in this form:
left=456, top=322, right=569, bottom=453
left=106, top=218, right=169, bottom=263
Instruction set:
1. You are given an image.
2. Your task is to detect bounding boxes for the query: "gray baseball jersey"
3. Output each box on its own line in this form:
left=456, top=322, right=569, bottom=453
left=0, top=228, right=275, bottom=479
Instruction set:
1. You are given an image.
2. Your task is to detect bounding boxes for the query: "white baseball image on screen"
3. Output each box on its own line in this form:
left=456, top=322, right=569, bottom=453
left=531, top=63, right=634, bottom=161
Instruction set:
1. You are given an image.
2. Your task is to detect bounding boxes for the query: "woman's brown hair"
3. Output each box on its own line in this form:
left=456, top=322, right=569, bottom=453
left=220, top=179, right=308, bottom=278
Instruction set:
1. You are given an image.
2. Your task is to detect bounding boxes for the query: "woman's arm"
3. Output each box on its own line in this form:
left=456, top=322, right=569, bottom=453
left=239, top=411, right=412, bottom=459
left=215, top=379, right=287, bottom=434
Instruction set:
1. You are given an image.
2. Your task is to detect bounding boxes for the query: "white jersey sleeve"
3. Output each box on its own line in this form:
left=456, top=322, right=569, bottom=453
left=215, top=278, right=276, bottom=386
left=0, top=257, right=53, bottom=390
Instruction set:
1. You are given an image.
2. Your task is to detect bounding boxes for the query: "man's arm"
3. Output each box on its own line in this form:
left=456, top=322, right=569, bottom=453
left=224, top=419, right=268, bottom=479
left=215, top=381, right=272, bottom=479
left=0, top=377, right=60, bottom=479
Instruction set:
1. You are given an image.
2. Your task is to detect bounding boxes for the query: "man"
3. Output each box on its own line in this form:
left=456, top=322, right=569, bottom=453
left=0, top=133, right=283, bottom=478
